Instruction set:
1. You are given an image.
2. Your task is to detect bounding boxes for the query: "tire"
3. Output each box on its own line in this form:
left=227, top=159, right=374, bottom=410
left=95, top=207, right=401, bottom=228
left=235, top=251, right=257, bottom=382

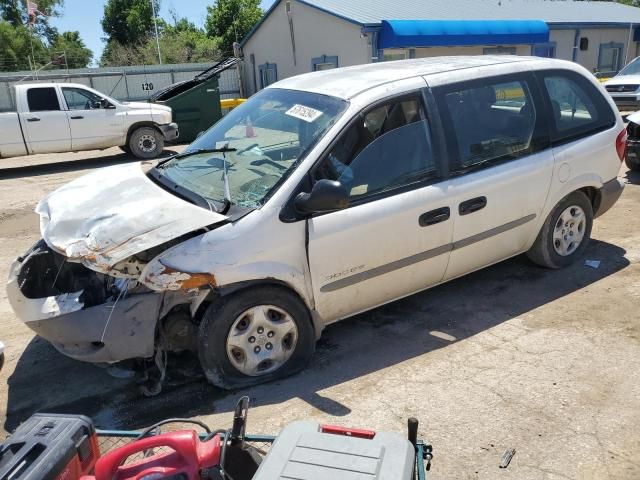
left=527, top=191, right=593, bottom=269
left=129, top=126, right=164, bottom=159
left=198, top=286, right=315, bottom=389
left=625, top=155, right=640, bottom=172
left=119, top=145, right=131, bottom=154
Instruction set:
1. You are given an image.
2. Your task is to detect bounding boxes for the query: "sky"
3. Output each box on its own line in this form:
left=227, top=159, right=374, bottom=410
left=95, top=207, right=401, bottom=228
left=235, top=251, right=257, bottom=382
left=49, top=0, right=276, bottom=66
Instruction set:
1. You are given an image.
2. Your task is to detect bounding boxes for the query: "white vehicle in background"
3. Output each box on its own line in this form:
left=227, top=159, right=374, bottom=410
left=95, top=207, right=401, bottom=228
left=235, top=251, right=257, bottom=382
left=7, top=56, right=625, bottom=390
left=603, top=57, right=640, bottom=111
left=0, top=83, right=178, bottom=160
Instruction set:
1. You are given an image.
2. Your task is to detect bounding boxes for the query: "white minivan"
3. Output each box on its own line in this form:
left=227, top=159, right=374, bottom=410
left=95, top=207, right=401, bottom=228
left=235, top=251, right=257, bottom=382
left=7, top=56, right=625, bottom=389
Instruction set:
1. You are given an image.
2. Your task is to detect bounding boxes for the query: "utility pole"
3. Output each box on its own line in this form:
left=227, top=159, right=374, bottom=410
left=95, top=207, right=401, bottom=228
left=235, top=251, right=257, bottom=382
left=150, top=0, right=162, bottom=64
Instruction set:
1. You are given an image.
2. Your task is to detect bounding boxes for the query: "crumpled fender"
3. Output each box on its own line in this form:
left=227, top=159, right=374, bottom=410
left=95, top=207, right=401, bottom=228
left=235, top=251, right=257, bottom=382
left=138, top=216, right=314, bottom=308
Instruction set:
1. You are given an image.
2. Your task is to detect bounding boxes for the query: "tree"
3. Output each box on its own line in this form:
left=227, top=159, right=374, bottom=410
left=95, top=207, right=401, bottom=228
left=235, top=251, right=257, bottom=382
left=50, top=30, right=92, bottom=68
left=101, top=0, right=160, bottom=45
left=0, top=0, right=63, bottom=43
left=205, top=0, right=262, bottom=56
left=0, top=20, right=47, bottom=71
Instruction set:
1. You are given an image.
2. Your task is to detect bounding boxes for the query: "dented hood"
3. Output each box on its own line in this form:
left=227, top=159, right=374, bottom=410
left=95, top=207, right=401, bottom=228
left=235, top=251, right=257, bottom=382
left=36, top=162, right=227, bottom=272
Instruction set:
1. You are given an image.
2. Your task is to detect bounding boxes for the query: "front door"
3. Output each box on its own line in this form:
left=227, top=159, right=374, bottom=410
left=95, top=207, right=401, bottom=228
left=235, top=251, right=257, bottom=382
left=307, top=92, right=453, bottom=322
left=61, top=87, right=123, bottom=150
left=432, top=73, right=554, bottom=281
left=22, top=87, right=71, bottom=154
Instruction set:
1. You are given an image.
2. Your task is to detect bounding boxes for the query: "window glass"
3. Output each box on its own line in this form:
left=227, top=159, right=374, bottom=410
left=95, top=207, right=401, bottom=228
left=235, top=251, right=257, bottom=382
left=260, top=64, right=277, bottom=88
left=62, top=88, right=101, bottom=110
left=382, top=52, right=407, bottom=62
left=443, top=79, right=537, bottom=171
left=618, top=56, right=640, bottom=76
left=598, top=44, right=622, bottom=74
left=315, top=97, right=435, bottom=199
left=27, top=87, right=60, bottom=112
left=483, top=46, right=517, bottom=55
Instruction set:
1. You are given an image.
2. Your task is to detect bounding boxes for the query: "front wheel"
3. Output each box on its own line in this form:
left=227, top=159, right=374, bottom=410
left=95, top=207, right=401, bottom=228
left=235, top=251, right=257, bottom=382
left=129, top=126, right=164, bottom=159
left=198, top=286, right=316, bottom=389
left=527, top=191, right=593, bottom=269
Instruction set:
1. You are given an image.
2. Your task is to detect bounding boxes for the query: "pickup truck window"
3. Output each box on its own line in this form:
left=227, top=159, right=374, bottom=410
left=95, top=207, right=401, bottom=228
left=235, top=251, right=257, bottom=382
left=27, top=87, right=61, bottom=112
left=62, top=87, right=101, bottom=110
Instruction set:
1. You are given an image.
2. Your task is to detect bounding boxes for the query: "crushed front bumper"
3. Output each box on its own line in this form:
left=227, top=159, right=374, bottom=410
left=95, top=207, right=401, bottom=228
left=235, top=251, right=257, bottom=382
left=6, top=243, right=162, bottom=363
left=159, top=122, right=179, bottom=142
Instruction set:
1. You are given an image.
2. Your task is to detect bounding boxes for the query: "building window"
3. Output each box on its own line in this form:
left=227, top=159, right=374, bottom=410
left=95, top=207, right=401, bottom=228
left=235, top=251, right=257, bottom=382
left=258, top=63, right=278, bottom=89
left=532, top=42, right=556, bottom=58
left=311, top=55, right=338, bottom=71
left=382, top=49, right=407, bottom=61
left=483, top=46, right=517, bottom=55
left=598, top=42, right=624, bottom=75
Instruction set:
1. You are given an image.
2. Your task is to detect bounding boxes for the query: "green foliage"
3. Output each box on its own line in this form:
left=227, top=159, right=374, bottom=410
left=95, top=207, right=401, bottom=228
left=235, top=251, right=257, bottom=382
left=101, top=0, right=160, bottom=45
left=0, top=0, right=93, bottom=71
left=0, top=0, right=63, bottom=43
left=101, top=15, right=222, bottom=67
left=50, top=30, right=92, bottom=68
left=205, top=0, right=263, bottom=55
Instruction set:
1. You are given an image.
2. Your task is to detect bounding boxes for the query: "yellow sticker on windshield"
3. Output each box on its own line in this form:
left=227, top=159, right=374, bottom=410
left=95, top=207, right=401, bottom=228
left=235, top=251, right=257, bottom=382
left=285, top=104, right=323, bottom=123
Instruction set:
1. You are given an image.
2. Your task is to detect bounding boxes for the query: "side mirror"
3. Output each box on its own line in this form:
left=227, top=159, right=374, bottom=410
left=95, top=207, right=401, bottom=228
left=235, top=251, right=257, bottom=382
left=294, top=179, right=349, bottom=214
left=100, top=98, right=114, bottom=109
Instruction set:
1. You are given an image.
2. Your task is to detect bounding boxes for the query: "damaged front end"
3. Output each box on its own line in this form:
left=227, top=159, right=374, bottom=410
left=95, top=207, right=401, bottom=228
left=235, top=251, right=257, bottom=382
left=7, top=240, right=165, bottom=362
left=6, top=162, right=228, bottom=364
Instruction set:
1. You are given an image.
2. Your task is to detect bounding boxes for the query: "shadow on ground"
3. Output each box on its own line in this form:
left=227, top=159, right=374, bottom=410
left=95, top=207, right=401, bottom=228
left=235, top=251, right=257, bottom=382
left=624, top=168, right=640, bottom=185
left=0, top=147, right=182, bottom=180
left=3, top=239, right=629, bottom=432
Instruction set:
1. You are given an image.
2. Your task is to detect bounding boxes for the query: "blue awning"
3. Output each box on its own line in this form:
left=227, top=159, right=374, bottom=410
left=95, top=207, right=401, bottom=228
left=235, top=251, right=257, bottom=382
left=379, top=19, right=549, bottom=49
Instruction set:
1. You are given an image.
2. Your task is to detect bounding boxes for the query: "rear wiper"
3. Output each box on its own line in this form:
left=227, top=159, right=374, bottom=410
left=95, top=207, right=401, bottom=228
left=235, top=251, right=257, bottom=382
left=157, top=147, right=237, bottom=167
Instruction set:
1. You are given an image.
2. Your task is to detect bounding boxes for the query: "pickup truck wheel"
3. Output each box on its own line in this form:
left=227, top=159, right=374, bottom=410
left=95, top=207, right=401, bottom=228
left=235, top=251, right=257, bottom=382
left=129, top=126, right=164, bottom=159
left=198, top=286, right=315, bottom=389
left=527, top=191, right=593, bottom=269
left=119, top=145, right=131, bottom=154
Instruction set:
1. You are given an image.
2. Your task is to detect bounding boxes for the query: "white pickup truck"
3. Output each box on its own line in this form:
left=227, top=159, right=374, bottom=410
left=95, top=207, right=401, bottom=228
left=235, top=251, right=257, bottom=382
left=0, top=83, right=179, bottom=159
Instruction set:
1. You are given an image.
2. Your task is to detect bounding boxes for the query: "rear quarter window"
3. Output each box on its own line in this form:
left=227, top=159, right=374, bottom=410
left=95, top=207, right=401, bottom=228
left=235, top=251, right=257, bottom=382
left=537, top=70, right=616, bottom=144
left=26, top=87, right=61, bottom=112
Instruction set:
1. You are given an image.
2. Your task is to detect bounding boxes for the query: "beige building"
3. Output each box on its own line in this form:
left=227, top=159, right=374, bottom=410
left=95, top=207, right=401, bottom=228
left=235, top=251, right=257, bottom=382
left=240, top=0, right=640, bottom=96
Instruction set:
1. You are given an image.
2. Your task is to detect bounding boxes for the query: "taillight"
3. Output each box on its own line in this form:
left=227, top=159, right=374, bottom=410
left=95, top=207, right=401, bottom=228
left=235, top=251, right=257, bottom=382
left=616, top=128, right=628, bottom=162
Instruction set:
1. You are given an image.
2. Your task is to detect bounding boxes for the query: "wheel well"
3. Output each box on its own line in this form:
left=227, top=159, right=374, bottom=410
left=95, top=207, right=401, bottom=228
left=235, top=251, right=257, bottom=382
left=126, top=122, right=162, bottom=145
left=198, top=280, right=322, bottom=337
left=578, top=186, right=601, bottom=213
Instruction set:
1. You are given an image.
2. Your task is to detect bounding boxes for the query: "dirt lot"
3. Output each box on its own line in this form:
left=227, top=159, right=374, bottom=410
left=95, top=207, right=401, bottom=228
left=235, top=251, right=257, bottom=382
left=0, top=147, right=639, bottom=479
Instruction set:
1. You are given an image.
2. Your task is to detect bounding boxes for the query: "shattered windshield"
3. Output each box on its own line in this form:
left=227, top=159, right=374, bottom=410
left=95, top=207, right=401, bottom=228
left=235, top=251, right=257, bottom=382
left=155, top=88, right=348, bottom=209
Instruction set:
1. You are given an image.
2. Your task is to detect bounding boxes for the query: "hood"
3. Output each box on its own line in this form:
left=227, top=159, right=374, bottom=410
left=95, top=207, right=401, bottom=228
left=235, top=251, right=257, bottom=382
left=36, top=162, right=227, bottom=273
left=604, top=75, right=640, bottom=87
left=627, top=111, right=640, bottom=125
left=125, top=101, right=172, bottom=113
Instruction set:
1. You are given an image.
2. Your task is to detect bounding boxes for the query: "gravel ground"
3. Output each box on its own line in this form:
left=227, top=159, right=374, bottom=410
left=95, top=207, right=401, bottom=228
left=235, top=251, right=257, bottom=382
left=0, top=147, right=639, bottom=480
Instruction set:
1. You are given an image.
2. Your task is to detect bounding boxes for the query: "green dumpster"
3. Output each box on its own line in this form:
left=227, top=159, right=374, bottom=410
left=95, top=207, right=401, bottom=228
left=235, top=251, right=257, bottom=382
left=150, top=58, right=238, bottom=143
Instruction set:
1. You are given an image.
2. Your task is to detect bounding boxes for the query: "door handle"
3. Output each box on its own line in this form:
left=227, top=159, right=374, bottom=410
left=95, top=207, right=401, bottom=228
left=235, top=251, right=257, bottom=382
left=419, top=207, right=450, bottom=227
left=70, top=115, right=84, bottom=119
left=459, top=196, right=487, bottom=215
left=26, top=117, right=40, bottom=122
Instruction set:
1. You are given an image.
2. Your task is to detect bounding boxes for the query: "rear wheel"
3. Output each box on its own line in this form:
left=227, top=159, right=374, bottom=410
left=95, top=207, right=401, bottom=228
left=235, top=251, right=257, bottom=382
left=198, top=286, right=315, bottom=389
left=129, top=126, right=164, bottom=159
left=527, top=191, right=593, bottom=269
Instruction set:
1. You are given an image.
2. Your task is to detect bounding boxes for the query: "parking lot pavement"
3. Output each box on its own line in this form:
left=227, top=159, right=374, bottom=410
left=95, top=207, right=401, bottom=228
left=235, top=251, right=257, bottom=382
left=0, top=149, right=639, bottom=479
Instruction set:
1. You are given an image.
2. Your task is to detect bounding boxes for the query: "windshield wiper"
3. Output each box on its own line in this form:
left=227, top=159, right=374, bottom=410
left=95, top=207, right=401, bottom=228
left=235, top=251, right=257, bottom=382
left=156, top=147, right=238, bottom=167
